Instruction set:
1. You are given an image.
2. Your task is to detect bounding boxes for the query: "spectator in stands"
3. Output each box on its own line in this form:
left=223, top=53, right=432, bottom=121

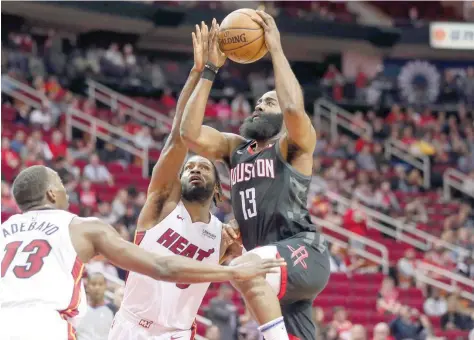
left=373, top=322, right=392, bottom=340
left=404, top=197, right=428, bottom=224
left=397, top=248, right=417, bottom=288
left=111, top=189, right=129, bottom=222
left=350, top=324, right=367, bottom=340
left=9, top=130, right=26, bottom=154
left=1, top=181, right=20, bottom=214
left=205, top=325, right=221, bottom=340
left=206, top=284, right=238, bottom=340
left=103, top=43, right=125, bottom=76
left=377, top=277, right=401, bottom=315
left=69, top=139, right=94, bottom=160
left=94, top=202, right=115, bottom=224
left=312, top=306, right=326, bottom=340
left=48, top=130, right=67, bottom=159
left=330, top=306, right=353, bottom=340
left=424, top=288, right=447, bottom=317
left=1, top=137, right=20, bottom=170
left=444, top=204, right=472, bottom=230
left=134, top=126, right=154, bottom=150
left=389, top=306, right=430, bottom=340
left=406, top=169, right=424, bottom=192
left=342, top=198, right=368, bottom=249
left=356, top=145, right=377, bottom=171
left=29, top=102, right=52, bottom=130
left=238, top=307, right=261, bottom=340
left=441, top=294, right=474, bottom=330
left=374, top=181, right=401, bottom=214
left=329, top=243, right=348, bottom=273
left=76, top=273, right=115, bottom=340
left=31, top=130, right=53, bottom=161
left=353, top=172, right=375, bottom=206
left=79, top=179, right=97, bottom=208
left=83, top=153, right=114, bottom=185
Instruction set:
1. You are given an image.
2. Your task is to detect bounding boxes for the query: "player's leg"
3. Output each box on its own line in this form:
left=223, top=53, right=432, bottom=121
left=229, top=246, right=290, bottom=340
left=281, top=301, right=315, bottom=340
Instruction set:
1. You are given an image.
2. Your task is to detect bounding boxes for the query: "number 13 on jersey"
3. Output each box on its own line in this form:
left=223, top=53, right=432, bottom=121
left=239, top=188, right=257, bottom=220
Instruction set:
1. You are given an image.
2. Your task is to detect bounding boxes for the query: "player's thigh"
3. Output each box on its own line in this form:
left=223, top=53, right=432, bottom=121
left=274, top=238, right=330, bottom=304
left=230, top=245, right=283, bottom=296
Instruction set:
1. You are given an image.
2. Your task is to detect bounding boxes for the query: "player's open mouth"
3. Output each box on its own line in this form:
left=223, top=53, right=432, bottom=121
left=189, top=175, right=203, bottom=184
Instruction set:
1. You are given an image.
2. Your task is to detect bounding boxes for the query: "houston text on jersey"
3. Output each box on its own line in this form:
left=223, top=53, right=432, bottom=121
left=230, top=159, right=275, bottom=186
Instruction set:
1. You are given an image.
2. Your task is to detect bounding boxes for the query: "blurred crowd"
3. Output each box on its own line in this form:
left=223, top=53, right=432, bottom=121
left=2, top=15, right=474, bottom=340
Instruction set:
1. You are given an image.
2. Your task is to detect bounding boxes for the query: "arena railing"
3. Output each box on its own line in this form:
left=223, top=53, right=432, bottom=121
left=1, top=75, right=150, bottom=178
left=385, top=139, right=431, bottom=189
left=65, top=107, right=150, bottom=178
left=100, top=272, right=210, bottom=340
left=311, top=216, right=389, bottom=274
left=323, top=190, right=471, bottom=259
left=313, top=98, right=431, bottom=188
left=313, top=98, right=373, bottom=142
left=415, top=261, right=474, bottom=302
left=86, top=79, right=172, bottom=130
left=443, top=168, right=474, bottom=200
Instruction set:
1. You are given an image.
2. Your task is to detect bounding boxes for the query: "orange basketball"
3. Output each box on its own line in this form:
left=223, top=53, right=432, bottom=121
left=218, top=8, right=268, bottom=64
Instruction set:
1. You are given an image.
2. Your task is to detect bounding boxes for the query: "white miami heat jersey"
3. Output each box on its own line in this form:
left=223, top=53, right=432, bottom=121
left=121, top=201, right=222, bottom=331
left=0, top=210, right=86, bottom=321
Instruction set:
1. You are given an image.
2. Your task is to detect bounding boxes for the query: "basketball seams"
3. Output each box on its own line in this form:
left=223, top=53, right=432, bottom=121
left=243, top=40, right=267, bottom=64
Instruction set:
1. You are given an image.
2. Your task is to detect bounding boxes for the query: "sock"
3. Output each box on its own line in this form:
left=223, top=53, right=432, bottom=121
left=258, top=316, right=289, bottom=340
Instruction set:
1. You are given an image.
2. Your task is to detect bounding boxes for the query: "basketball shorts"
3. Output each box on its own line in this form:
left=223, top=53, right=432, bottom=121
left=0, top=307, right=74, bottom=340
left=246, top=232, right=330, bottom=340
left=109, top=308, right=197, bottom=340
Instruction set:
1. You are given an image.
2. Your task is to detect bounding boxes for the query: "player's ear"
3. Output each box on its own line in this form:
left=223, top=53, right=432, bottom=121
left=46, top=188, right=56, bottom=204
left=213, top=184, right=223, bottom=205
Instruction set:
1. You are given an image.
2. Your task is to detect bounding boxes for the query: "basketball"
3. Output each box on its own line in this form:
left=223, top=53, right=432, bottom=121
left=218, top=8, right=268, bottom=64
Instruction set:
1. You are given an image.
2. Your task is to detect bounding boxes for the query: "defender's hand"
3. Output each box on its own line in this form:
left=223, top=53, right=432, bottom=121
left=232, top=258, right=286, bottom=281
left=209, top=18, right=227, bottom=68
left=192, top=21, right=209, bottom=73
left=251, top=10, right=282, bottom=53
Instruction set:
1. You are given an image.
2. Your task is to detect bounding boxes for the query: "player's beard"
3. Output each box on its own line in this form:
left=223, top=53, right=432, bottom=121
left=240, top=112, right=284, bottom=141
left=181, top=181, right=214, bottom=203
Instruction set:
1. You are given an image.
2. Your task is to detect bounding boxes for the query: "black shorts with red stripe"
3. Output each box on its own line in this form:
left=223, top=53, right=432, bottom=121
left=273, top=232, right=330, bottom=340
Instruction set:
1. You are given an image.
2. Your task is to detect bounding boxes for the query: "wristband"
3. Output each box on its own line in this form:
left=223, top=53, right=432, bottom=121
left=202, top=67, right=216, bottom=81
left=205, top=62, right=219, bottom=74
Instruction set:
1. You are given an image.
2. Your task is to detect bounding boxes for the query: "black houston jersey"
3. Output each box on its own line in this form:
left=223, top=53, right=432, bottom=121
left=229, top=140, right=317, bottom=250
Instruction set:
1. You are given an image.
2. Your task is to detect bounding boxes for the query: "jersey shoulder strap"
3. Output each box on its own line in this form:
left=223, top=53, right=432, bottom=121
left=230, top=139, right=253, bottom=167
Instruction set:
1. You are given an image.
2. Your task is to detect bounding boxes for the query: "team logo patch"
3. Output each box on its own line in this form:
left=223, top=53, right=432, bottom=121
left=138, top=319, right=153, bottom=329
left=177, top=215, right=184, bottom=221
left=287, top=244, right=309, bottom=269
left=202, top=229, right=217, bottom=240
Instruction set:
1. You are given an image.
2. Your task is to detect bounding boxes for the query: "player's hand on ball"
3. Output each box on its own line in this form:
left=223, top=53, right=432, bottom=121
left=209, top=18, right=227, bottom=68
left=232, top=258, right=286, bottom=281
left=192, top=21, right=209, bottom=72
left=251, top=10, right=282, bottom=53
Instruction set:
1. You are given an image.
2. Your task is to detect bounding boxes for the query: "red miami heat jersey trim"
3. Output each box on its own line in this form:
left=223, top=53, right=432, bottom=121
left=59, top=256, right=84, bottom=318
left=190, top=320, right=197, bottom=340
left=276, top=251, right=288, bottom=300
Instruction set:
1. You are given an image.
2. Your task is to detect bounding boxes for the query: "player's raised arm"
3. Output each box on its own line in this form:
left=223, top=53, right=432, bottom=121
left=138, top=23, right=210, bottom=226
left=180, top=19, right=245, bottom=163
left=251, top=11, right=316, bottom=154
left=76, top=217, right=284, bottom=283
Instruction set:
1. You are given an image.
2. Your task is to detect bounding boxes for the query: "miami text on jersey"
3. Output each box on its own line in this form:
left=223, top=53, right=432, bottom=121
left=230, top=159, right=275, bottom=186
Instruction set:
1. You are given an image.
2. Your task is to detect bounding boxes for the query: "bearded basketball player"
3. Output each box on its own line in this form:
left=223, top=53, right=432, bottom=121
left=108, top=22, right=262, bottom=340
left=180, top=15, right=330, bottom=340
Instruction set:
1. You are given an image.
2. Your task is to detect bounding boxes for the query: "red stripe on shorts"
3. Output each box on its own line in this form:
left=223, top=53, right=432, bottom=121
left=276, top=251, right=288, bottom=300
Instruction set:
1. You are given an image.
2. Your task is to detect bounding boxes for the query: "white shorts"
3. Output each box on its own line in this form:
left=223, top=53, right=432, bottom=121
left=0, top=308, right=72, bottom=340
left=108, top=310, right=196, bottom=340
